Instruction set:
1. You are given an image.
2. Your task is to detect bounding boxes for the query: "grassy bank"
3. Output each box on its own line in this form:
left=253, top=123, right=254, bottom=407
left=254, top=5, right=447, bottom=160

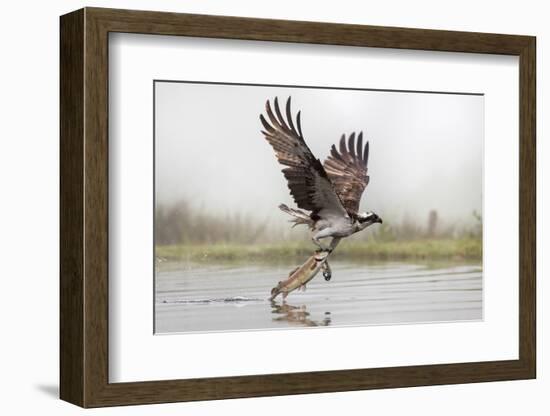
left=156, top=238, right=482, bottom=263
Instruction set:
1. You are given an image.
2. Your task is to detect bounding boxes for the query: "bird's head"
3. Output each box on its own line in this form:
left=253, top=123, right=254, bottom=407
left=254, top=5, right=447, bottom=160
left=357, top=212, right=383, bottom=229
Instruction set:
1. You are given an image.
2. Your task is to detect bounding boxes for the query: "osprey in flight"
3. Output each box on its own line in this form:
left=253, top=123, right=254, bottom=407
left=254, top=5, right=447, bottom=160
left=260, top=96, right=383, bottom=256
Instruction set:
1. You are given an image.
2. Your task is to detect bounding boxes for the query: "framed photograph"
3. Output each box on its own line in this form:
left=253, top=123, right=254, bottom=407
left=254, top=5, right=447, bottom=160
left=60, top=7, right=536, bottom=408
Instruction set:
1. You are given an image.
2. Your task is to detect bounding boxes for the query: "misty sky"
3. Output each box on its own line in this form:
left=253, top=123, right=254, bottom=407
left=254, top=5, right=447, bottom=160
left=155, top=82, right=483, bottom=228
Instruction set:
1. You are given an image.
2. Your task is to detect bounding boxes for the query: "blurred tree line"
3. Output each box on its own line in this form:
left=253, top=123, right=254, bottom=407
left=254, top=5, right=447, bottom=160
left=155, top=199, right=482, bottom=246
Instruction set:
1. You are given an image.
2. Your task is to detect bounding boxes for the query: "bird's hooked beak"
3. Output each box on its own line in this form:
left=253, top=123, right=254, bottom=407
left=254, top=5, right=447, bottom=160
left=372, top=214, right=383, bottom=224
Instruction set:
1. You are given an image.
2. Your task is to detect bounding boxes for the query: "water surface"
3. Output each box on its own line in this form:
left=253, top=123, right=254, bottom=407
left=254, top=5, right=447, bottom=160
left=155, top=261, right=482, bottom=334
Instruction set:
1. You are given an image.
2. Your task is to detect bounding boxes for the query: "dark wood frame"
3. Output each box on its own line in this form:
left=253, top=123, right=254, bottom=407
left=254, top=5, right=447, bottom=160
left=60, top=7, right=536, bottom=408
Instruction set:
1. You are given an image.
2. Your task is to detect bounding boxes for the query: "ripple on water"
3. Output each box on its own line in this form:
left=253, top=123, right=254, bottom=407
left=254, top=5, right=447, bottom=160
left=155, top=262, right=482, bottom=334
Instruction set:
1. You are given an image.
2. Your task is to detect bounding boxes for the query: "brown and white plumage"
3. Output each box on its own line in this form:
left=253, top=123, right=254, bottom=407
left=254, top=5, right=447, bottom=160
left=260, top=96, right=382, bottom=254
left=260, top=97, right=348, bottom=219
left=324, top=133, right=370, bottom=217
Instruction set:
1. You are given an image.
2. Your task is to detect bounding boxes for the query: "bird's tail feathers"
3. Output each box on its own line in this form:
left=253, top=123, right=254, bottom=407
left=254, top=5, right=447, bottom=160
left=278, top=204, right=314, bottom=228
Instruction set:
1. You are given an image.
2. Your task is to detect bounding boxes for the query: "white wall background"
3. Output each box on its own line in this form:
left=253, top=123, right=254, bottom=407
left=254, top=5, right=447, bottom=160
left=0, top=0, right=545, bottom=414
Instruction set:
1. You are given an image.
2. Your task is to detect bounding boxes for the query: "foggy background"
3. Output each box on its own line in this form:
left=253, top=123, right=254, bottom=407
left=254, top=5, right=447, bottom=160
left=154, top=81, right=483, bottom=245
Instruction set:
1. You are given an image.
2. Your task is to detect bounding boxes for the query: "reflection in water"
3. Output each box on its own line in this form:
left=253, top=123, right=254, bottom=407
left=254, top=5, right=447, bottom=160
left=155, top=261, right=482, bottom=334
left=270, top=300, right=331, bottom=327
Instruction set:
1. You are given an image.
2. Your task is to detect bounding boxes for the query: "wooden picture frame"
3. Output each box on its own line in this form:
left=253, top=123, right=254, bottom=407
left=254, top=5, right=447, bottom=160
left=60, top=7, right=536, bottom=408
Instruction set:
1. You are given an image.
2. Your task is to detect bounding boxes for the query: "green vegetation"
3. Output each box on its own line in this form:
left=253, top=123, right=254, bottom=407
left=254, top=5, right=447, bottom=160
left=155, top=199, right=482, bottom=265
left=156, top=237, right=482, bottom=264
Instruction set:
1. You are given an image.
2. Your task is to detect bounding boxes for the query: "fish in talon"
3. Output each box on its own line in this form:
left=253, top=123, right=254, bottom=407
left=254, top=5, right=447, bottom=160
left=269, top=251, right=330, bottom=301
left=260, top=97, right=382, bottom=299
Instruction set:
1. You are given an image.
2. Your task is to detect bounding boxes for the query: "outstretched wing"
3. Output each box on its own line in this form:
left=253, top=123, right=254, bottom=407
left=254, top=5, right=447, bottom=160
left=323, top=133, right=370, bottom=217
left=260, top=97, right=348, bottom=218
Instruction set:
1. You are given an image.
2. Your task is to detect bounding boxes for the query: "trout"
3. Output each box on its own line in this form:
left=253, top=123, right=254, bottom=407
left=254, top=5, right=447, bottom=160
left=269, top=251, right=330, bottom=301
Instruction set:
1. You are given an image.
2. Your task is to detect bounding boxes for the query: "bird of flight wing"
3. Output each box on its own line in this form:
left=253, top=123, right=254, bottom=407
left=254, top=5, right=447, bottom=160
left=260, top=97, right=347, bottom=218
left=323, top=132, right=370, bottom=217
left=260, top=96, right=370, bottom=219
